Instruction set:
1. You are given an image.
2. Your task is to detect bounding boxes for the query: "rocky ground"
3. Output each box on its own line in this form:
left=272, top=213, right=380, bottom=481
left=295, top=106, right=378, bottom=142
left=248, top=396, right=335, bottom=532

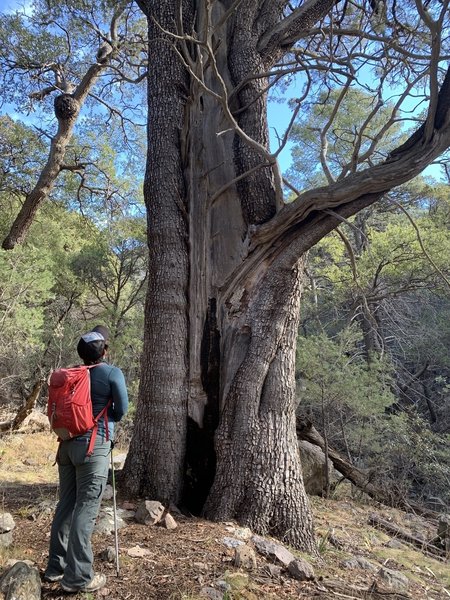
left=0, top=427, right=449, bottom=599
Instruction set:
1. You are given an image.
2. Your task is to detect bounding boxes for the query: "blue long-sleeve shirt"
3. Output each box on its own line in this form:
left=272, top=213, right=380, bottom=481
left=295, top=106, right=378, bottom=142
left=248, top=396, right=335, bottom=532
left=86, top=360, right=128, bottom=440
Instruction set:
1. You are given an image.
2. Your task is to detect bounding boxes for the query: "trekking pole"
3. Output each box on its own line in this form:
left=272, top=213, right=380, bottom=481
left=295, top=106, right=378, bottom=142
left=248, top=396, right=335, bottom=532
left=110, top=446, right=120, bottom=577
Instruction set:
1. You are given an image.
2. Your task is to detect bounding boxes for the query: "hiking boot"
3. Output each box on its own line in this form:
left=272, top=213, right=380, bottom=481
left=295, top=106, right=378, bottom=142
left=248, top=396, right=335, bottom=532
left=61, top=573, right=106, bottom=593
left=44, top=573, right=64, bottom=583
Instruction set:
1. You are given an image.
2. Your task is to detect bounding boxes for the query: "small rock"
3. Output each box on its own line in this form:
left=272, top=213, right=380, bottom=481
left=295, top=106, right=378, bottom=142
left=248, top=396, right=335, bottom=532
left=287, top=558, right=315, bottom=581
left=200, top=587, right=223, bottom=600
left=99, top=546, right=116, bottom=562
left=95, top=507, right=126, bottom=535
left=225, top=525, right=252, bottom=540
left=121, top=501, right=137, bottom=511
left=385, top=539, right=404, bottom=549
left=252, top=534, right=295, bottom=566
left=0, top=531, right=13, bottom=549
left=328, top=533, right=345, bottom=549
left=134, top=500, right=165, bottom=525
left=163, top=513, right=178, bottom=530
left=34, top=500, right=56, bottom=516
left=377, top=567, right=409, bottom=592
left=0, top=513, right=15, bottom=534
left=266, top=564, right=282, bottom=578
left=220, top=572, right=248, bottom=590
left=341, top=556, right=378, bottom=571
left=127, top=545, right=152, bottom=557
left=221, top=536, right=244, bottom=549
left=234, top=544, right=257, bottom=570
left=216, top=579, right=232, bottom=592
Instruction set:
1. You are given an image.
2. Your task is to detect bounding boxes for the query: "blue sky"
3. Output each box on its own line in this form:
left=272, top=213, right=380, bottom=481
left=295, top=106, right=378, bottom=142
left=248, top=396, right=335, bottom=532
left=268, top=100, right=294, bottom=173
left=0, top=0, right=31, bottom=13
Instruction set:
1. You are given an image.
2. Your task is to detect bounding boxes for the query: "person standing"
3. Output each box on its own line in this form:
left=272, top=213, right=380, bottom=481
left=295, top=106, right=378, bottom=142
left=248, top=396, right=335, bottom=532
left=44, top=326, right=128, bottom=593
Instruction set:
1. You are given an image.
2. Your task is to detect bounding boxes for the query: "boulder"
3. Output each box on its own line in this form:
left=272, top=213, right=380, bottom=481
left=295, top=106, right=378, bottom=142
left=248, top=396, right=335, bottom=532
left=0, top=561, right=41, bottom=600
left=21, top=410, right=49, bottom=432
left=299, top=440, right=334, bottom=496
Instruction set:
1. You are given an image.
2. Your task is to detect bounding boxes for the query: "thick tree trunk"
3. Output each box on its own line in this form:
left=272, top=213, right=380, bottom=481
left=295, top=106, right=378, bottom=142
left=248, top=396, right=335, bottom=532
left=204, top=258, right=316, bottom=551
left=121, top=3, right=192, bottom=503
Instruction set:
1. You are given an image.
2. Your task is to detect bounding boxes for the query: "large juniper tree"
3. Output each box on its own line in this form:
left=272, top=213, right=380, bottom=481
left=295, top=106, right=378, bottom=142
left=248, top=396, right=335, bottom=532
left=121, top=0, right=450, bottom=550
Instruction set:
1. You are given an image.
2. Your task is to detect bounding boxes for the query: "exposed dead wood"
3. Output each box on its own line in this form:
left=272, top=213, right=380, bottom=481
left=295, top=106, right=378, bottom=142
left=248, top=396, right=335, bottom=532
left=0, top=380, right=45, bottom=434
left=368, top=513, right=447, bottom=559
left=296, top=417, right=440, bottom=521
left=317, top=578, right=411, bottom=599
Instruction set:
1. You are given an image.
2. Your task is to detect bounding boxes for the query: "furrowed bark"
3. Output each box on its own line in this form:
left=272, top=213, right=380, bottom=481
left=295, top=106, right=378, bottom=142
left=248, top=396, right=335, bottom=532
left=121, top=2, right=192, bottom=503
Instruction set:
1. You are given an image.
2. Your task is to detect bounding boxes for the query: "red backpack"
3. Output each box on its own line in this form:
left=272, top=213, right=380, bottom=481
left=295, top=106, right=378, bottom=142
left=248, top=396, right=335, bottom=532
left=47, top=365, right=110, bottom=456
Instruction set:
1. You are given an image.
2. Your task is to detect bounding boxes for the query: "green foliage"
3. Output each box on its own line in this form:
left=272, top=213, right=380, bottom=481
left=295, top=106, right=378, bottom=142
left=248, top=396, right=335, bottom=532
left=0, top=189, right=146, bottom=408
left=358, top=414, right=450, bottom=505
left=297, top=330, right=450, bottom=504
left=297, top=329, right=394, bottom=420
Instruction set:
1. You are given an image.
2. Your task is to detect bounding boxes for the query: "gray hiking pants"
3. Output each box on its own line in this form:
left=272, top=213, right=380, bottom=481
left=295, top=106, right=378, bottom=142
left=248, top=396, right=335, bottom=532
left=45, top=435, right=110, bottom=588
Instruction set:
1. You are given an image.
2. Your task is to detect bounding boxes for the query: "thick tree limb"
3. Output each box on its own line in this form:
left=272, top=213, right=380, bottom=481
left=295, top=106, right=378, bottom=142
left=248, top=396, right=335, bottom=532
left=249, top=65, right=450, bottom=252
left=257, top=0, right=338, bottom=62
left=368, top=513, right=446, bottom=559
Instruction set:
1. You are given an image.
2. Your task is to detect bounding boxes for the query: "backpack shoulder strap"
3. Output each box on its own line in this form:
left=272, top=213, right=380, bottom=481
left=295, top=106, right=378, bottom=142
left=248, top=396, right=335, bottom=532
left=86, top=399, right=112, bottom=456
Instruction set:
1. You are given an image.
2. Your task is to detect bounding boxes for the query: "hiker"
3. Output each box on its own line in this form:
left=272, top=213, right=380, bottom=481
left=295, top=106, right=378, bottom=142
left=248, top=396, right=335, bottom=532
left=44, top=325, right=128, bottom=593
